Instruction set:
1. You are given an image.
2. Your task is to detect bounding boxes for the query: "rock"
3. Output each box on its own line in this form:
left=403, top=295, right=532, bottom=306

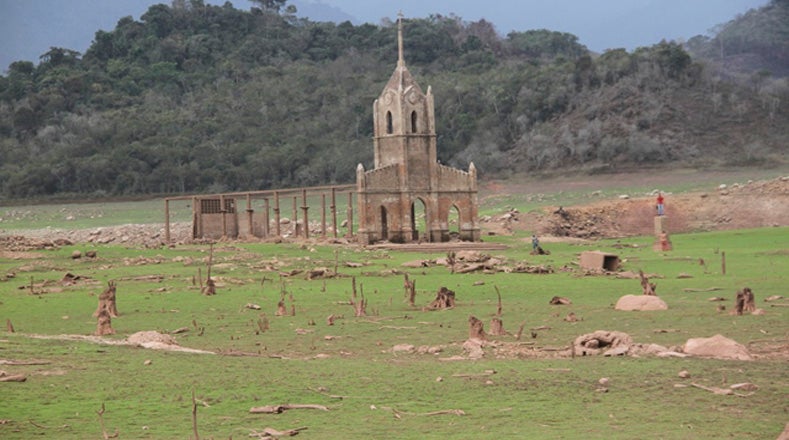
left=678, top=370, right=690, bottom=378
left=615, top=294, right=668, bottom=311
left=683, top=334, right=752, bottom=361
left=71, top=250, right=82, bottom=259
left=574, top=330, right=632, bottom=356
left=392, top=344, right=415, bottom=354
left=604, top=345, right=629, bottom=356
left=128, top=331, right=178, bottom=347
left=730, top=382, right=758, bottom=392
left=462, top=338, right=485, bottom=359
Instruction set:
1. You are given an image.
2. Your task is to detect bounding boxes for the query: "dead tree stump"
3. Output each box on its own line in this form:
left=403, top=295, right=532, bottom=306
left=489, top=317, right=506, bottom=336
left=353, top=293, right=367, bottom=317
left=426, top=287, right=456, bottom=310
left=468, top=315, right=486, bottom=340
left=403, top=274, right=416, bottom=307
left=93, top=281, right=119, bottom=318
left=734, top=287, right=756, bottom=315
left=202, top=278, right=216, bottom=296
left=95, top=302, right=115, bottom=336
left=743, top=287, right=755, bottom=313
left=639, top=270, right=657, bottom=296
left=489, top=288, right=506, bottom=335
left=275, top=295, right=287, bottom=316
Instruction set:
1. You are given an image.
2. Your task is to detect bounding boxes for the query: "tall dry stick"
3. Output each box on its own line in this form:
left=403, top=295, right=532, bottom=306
left=191, top=390, right=200, bottom=440
left=721, top=251, right=726, bottom=275
left=495, top=286, right=502, bottom=316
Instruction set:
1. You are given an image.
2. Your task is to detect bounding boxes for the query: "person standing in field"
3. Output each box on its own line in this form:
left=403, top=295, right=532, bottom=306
left=532, top=234, right=539, bottom=251
left=656, top=192, right=665, bottom=216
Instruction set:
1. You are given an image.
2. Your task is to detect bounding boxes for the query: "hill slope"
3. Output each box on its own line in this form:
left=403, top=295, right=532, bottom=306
left=0, top=1, right=786, bottom=200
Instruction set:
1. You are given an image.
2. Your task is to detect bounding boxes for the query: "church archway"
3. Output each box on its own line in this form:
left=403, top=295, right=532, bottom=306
left=411, top=111, right=418, bottom=133
left=448, top=204, right=461, bottom=240
left=411, top=198, right=427, bottom=241
left=380, top=206, right=388, bottom=241
left=386, top=111, right=393, bottom=134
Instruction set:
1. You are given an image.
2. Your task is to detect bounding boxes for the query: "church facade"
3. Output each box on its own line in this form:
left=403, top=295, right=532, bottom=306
left=356, top=18, right=480, bottom=245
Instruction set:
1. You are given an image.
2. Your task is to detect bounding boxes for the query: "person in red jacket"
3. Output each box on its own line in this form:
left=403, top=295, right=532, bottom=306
left=656, top=192, right=665, bottom=216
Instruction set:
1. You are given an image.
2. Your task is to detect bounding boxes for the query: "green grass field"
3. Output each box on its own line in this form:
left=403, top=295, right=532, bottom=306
left=2, top=217, right=787, bottom=438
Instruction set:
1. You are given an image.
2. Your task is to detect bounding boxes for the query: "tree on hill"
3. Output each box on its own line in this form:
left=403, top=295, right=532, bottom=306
left=0, top=1, right=786, bottom=200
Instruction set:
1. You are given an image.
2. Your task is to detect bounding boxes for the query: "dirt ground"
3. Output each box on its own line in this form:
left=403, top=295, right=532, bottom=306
left=483, top=175, right=789, bottom=239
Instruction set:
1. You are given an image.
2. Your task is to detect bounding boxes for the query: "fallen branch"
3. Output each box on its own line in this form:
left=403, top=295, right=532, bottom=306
left=682, top=287, right=722, bottom=292
left=423, top=409, right=466, bottom=416
left=96, top=403, right=119, bottom=439
left=0, top=359, right=51, bottom=366
left=249, top=404, right=329, bottom=414
left=192, top=390, right=200, bottom=440
left=0, top=374, right=27, bottom=382
left=452, top=370, right=496, bottom=378
left=689, top=382, right=753, bottom=397
left=378, top=406, right=466, bottom=417
left=249, top=426, right=308, bottom=438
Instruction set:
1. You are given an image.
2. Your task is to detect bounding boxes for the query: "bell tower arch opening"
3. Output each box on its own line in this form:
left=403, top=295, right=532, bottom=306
left=386, top=111, right=393, bottom=134
left=411, top=198, right=427, bottom=242
left=380, top=205, right=389, bottom=241
left=411, top=111, right=418, bottom=133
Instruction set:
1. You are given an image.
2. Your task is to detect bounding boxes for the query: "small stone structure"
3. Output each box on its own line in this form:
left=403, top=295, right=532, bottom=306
left=579, top=251, right=620, bottom=272
left=653, top=215, right=672, bottom=251
left=356, top=17, right=480, bottom=244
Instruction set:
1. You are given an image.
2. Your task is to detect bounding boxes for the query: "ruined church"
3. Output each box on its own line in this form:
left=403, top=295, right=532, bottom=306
left=356, top=17, right=480, bottom=244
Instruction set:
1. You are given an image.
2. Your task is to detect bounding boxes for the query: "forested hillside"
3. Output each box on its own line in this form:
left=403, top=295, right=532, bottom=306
left=1, top=0, right=787, bottom=200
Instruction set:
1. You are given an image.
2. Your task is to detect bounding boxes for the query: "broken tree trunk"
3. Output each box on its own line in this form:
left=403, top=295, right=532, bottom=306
left=275, top=295, right=287, bottom=316
left=404, top=274, right=416, bottom=307
left=94, top=302, right=115, bottom=336
left=489, top=287, right=506, bottom=335
left=743, top=287, right=755, bottom=313
left=468, top=315, right=487, bottom=340
left=734, top=287, right=756, bottom=315
left=93, top=281, right=119, bottom=318
left=425, top=287, right=455, bottom=310
left=353, top=292, right=367, bottom=317
left=202, top=243, right=216, bottom=295
left=639, top=270, right=657, bottom=296
left=489, top=317, right=506, bottom=336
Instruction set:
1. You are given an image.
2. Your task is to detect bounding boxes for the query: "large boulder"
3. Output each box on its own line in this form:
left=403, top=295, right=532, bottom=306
left=615, top=294, right=668, bottom=311
left=683, top=334, right=752, bottom=361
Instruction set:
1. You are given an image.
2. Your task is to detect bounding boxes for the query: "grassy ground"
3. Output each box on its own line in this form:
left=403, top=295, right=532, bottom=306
left=1, top=219, right=787, bottom=439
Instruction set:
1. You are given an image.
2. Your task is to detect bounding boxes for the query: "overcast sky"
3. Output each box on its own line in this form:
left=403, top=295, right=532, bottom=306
left=0, top=0, right=770, bottom=72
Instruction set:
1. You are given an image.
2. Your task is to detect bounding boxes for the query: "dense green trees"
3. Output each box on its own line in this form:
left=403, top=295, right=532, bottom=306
left=0, top=0, right=786, bottom=200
